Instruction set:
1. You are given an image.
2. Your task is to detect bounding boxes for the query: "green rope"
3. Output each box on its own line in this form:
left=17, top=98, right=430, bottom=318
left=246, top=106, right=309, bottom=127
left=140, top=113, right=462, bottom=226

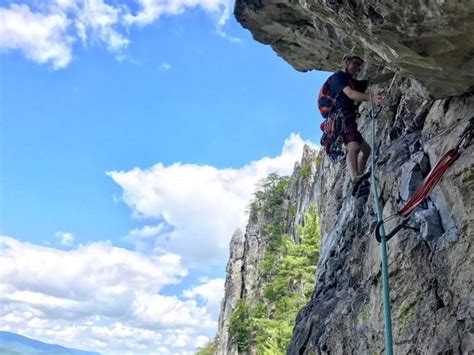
left=368, top=82, right=394, bottom=355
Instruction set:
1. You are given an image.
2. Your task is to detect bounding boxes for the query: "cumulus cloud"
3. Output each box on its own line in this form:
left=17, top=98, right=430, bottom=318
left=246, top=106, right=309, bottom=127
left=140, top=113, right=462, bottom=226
left=108, top=133, right=317, bottom=267
left=182, top=278, right=225, bottom=318
left=0, top=135, right=318, bottom=353
left=124, top=0, right=229, bottom=26
left=0, top=4, right=73, bottom=69
left=0, top=236, right=222, bottom=353
left=72, top=0, right=130, bottom=52
left=126, top=223, right=167, bottom=239
left=0, top=0, right=240, bottom=69
left=55, top=231, right=75, bottom=246
left=124, top=0, right=241, bottom=43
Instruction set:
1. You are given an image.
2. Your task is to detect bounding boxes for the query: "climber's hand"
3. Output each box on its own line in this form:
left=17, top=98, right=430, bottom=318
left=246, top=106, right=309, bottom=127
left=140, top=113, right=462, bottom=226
left=371, top=93, right=385, bottom=106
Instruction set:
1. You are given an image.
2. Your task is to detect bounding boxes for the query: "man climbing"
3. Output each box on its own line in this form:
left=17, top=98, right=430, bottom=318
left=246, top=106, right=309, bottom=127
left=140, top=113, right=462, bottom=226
left=323, top=54, right=394, bottom=196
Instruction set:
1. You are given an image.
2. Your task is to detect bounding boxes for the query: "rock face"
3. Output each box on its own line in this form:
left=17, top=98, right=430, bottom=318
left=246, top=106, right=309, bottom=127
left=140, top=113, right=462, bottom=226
left=216, top=148, right=321, bottom=354
left=234, top=0, right=474, bottom=98
left=287, top=84, right=474, bottom=355
left=217, top=229, right=245, bottom=355
left=216, top=1, right=474, bottom=354
left=217, top=90, right=473, bottom=355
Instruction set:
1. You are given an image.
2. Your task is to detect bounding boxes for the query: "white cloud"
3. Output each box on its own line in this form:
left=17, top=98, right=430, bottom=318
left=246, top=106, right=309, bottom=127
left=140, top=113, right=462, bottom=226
left=0, top=236, right=220, bottom=354
left=124, top=0, right=243, bottom=42
left=124, top=0, right=229, bottom=26
left=0, top=4, right=73, bottom=69
left=215, top=4, right=242, bottom=43
left=108, top=133, right=317, bottom=267
left=0, top=0, right=240, bottom=68
left=0, top=237, right=187, bottom=316
left=159, top=62, right=172, bottom=70
left=126, top=224, right=167, bottom=239
left=0, top=135, right=318, bottom=353
left=72, top=0, right=129, bottom=52
left=195, top=335, right=211, bottom=348
left=55, top=231, right=75, bottom=246
left=124, top=223, right=173, bottom=252
left=182, top=278, right=225, bottom=318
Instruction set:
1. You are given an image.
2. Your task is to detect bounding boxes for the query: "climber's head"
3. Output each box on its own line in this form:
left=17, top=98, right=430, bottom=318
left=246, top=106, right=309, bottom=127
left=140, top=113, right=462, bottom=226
left=343, top=54, right=364, bottom=76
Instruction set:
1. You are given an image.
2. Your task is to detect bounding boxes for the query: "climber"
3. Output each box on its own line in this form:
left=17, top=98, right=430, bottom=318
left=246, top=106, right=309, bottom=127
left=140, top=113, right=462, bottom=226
left=323, top=54, right=394, bottom=196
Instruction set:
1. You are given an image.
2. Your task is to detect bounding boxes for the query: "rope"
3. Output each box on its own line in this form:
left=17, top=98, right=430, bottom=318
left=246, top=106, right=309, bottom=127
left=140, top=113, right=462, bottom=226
left=367, top=71, right=472, bottom=353
left=368, top=79, right=394, bottom=355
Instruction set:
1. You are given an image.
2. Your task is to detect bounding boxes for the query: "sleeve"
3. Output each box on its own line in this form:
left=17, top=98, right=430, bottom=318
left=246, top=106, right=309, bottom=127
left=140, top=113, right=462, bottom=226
left=330, top=72, right=350, bottom=95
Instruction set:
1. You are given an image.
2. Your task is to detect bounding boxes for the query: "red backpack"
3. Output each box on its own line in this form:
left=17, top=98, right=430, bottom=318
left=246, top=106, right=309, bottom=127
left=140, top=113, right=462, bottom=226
left=317, top=75, right=336, bottom=118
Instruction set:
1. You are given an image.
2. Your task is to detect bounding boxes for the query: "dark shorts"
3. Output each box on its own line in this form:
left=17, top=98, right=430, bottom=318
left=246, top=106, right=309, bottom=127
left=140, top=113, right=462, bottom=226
left=333, top=109, right=363, bottom=144
left=343, top=122, right=363, bottom=144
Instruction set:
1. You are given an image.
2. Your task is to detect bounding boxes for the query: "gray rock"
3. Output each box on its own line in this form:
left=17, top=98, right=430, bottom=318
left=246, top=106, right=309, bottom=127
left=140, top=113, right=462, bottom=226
left=399, top=161, right=423, bottom=201
left=217, top=94, right=473, bottom=354
left=216, top=229, right=244, bottom=355
left=414, top=205, right=443, bottom=242
left=287, top=91, right=474, bottom=355
left=234, top=0, right=474, bottom=98
left=217, top=4, right=474, bottom=353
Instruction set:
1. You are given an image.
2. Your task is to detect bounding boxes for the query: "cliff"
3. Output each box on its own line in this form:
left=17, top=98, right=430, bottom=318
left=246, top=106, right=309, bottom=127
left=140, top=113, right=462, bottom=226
left=234, top=0, right=474, bottom=98
left=216, top=148, right=320, bottom=354
left=216, top=1, right=474, bottom=354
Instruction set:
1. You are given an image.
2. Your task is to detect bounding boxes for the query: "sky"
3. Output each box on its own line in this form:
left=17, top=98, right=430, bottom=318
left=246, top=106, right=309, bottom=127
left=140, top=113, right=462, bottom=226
left=0, top=0, right=328, bottom=353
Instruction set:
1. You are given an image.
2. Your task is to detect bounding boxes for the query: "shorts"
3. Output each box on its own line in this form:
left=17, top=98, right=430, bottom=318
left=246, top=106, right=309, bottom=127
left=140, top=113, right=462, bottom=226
left=333, top=109, right=363, bottom=144
left=343, top=121, right=363, bottom=144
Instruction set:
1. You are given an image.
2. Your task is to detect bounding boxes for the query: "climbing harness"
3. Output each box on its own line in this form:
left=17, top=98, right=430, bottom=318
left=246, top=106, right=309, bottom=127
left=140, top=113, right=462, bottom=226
left=374, top=116, right=474, bottom=242
left=319, top=73, right=364, bottom=164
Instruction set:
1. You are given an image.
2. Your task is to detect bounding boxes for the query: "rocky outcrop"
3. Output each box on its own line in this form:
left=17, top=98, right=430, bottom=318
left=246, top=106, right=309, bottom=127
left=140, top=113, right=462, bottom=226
left=216, top=148, right=320, bottom=354
left=235, top=0, right=474, bottom=98
left=288, top=84, right=474, bottom=355
left=217, top=229, right=245, bottom=355
left=216, top=1, right=474, bottom=354
left=217, top=89, right=473, bottom=355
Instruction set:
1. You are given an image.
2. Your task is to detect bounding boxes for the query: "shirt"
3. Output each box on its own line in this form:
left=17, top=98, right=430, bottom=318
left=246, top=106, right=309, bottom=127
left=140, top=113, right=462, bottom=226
left=329, top=70, right=368, bottom=113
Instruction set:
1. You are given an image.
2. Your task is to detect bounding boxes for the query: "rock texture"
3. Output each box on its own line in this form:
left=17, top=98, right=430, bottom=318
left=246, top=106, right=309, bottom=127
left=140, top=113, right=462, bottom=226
left=234, top=0, right=474, bottom=98
left=217, top=229, right=245, bottom=355
left=216, top=1, right=474, bottom=354
left=217, top=90, right=473, bottom=355
left=287, top=84, right=474, bottom=355
left=216, top=148, right=320, bottom=354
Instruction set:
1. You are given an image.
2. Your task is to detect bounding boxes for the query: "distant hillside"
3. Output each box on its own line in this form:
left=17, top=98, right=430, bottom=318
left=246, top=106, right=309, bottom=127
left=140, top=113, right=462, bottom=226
left=0, top=331, right=100, bottom=355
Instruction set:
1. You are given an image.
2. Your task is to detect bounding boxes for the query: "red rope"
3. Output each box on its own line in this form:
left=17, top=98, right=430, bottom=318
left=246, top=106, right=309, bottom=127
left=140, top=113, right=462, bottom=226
left=399, top=149, right=461, bottom=217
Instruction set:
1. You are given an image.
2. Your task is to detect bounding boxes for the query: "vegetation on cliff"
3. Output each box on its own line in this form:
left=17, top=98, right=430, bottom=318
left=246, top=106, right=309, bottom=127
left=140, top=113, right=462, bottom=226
left=228, top=174, right=320, bottom=354
left=196, top=338, right=217, bottom=355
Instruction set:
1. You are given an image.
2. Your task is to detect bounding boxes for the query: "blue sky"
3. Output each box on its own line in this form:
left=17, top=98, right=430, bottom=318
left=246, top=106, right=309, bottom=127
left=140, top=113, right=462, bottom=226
left=0, top=0, right=327, bottom=353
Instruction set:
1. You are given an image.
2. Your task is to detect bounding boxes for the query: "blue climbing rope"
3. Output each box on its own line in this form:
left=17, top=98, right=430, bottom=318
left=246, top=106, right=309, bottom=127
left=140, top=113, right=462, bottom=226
left=368, top=76, right=396, bottom=355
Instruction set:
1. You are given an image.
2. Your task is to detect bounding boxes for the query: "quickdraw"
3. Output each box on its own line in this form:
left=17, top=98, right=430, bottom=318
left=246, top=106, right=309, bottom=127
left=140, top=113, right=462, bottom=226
left=375, top=117, right=474, bottom=242
left=372, top=72, right=399, bottom=120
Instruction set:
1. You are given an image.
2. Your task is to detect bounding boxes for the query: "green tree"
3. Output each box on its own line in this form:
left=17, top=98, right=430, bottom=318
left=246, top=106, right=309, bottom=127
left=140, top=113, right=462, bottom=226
left=229, top=177, right=321, bottom=355
left=195, top=338, right=217, bottom=355
left=253, top=205, right=321, bottom=353
left=228, top=299, right=251, bottom=352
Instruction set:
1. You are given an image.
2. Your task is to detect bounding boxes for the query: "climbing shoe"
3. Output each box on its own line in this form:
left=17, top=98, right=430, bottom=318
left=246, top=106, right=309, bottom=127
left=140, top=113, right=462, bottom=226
left=351, top=171, right=371, bottom=197
left=355, top=179, right=371, bottom=198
